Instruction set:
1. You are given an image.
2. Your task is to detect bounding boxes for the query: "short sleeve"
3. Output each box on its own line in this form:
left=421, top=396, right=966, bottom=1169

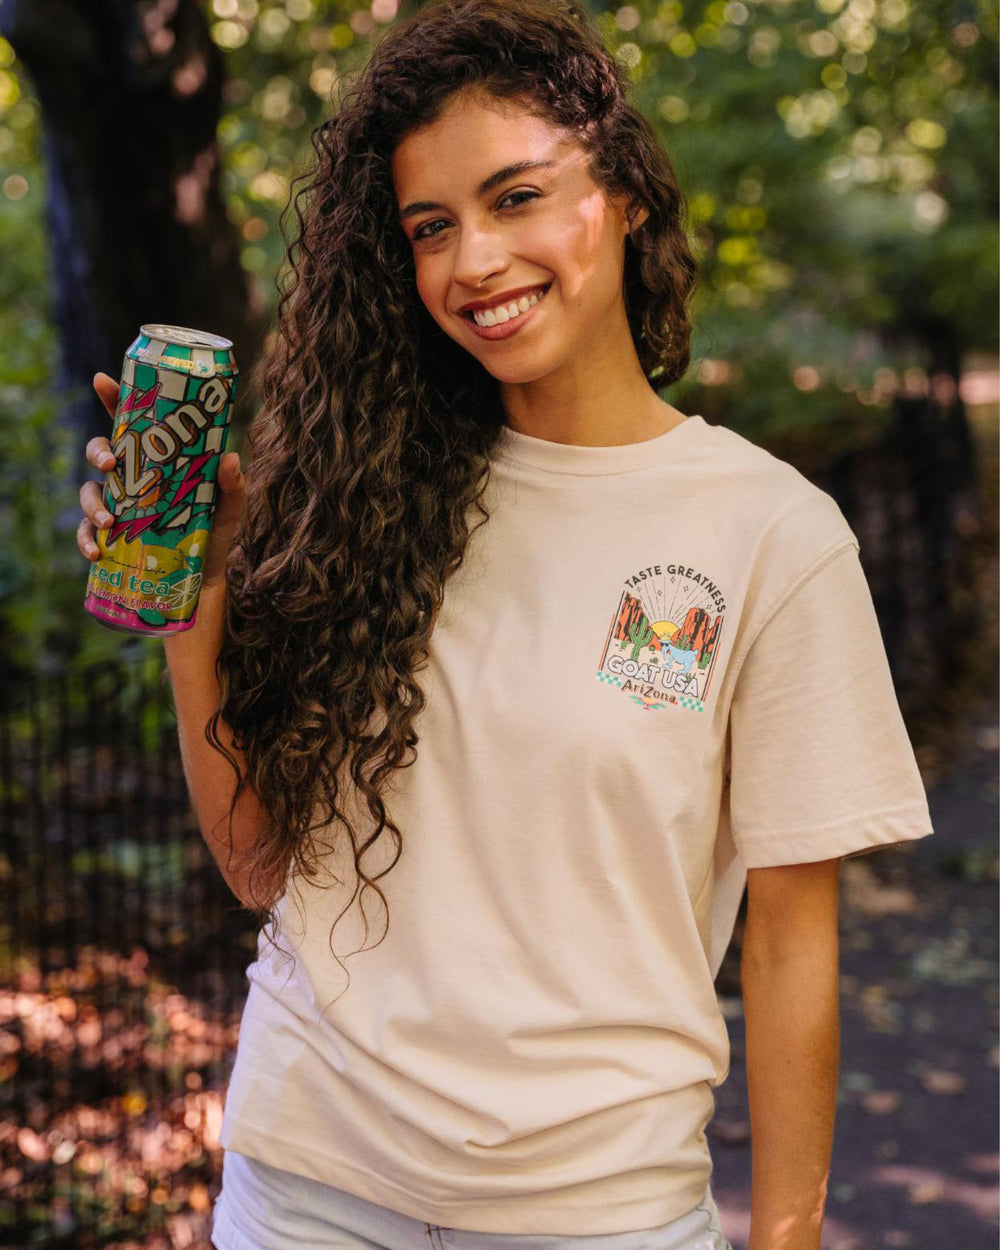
left=727, top=542, right=934, bottom=868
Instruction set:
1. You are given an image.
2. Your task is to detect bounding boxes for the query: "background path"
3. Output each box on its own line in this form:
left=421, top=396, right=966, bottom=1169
left=709, top=689, right=999, bottom=1250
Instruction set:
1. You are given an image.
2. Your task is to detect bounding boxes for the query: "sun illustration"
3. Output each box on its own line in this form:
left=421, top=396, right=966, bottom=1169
left=650, top=620, right=679, bottom=641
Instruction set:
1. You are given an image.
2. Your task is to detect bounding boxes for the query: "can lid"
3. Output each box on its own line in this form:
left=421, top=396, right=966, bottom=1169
left=140, top=324, right=234, bottom=350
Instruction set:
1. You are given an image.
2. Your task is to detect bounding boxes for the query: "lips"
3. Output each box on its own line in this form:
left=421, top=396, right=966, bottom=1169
left=462, top=283, right=550, bottom=340
left=458, top=283, right=551, bottom=317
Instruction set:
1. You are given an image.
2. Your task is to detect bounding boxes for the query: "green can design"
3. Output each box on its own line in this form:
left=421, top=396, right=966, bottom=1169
left=84, top=325, right=239, bottom=636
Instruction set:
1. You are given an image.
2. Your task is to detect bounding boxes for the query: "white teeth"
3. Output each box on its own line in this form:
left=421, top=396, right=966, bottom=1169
left=472, top=286, right=546, bottom=327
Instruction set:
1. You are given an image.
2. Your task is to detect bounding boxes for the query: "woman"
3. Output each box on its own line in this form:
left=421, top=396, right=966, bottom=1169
left=79, top=1, right=934, bottom=1247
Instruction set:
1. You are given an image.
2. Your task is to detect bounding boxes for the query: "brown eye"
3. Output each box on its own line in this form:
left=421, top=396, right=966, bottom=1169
left=412, top=218, right=449, bottom=241
left=410, top=189, right=539, bottom=242
left=498, top=189, right=539, bottom=209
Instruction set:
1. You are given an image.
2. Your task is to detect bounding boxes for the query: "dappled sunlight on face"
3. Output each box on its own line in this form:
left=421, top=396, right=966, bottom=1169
left=568, top=185, right=616, bottom=299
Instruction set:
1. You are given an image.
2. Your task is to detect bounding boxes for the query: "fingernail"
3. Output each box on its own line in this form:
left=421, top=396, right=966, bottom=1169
left=88, top=543, right=99, bottom=558
left=100, top=454, right=115, bottom=468
left=99, top=511, right=113, bottom=527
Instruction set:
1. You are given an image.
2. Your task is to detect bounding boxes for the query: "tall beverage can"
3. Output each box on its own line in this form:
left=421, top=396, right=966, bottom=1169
left=84, top=324, right=239, bottom=636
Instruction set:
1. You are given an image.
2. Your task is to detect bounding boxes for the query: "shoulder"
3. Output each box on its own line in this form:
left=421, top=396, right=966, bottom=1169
left=685, top=421, right=860, bottom=672
left=698, top=417, right=830, bottom=494
left=694, top=418, right=858, bottom=556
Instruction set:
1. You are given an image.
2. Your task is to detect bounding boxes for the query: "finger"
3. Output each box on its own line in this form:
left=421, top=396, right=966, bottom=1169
left=213, top=454, right=244, bottom=513
left=77, top=514, right=100, bottom=560
left=85, top=435, right=116, bottom=471
left=217, top=451, right=244, bottom=490
left=79, top=479, right=114, bottom=528
left=92, top=372, right=120, bottom=422
left=212, top=456, right=246, bottom=528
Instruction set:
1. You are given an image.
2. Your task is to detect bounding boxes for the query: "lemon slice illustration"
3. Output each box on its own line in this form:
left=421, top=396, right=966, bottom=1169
left=160, top=570, right=202, bottom=612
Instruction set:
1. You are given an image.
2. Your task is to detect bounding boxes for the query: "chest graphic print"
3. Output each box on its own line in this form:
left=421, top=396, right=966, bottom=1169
left=595, top=562, right=726, bottom=713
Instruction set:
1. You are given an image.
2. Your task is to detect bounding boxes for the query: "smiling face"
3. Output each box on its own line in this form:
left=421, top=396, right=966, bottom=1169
left=392, top=87, right=642, bottom=388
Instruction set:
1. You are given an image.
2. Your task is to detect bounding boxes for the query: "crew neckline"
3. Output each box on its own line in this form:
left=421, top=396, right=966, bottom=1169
left=493, top=414, right=707, bottom=476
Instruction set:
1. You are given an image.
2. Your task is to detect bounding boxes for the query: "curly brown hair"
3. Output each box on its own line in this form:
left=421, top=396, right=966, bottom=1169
left=209, top=0, right=699, bottom=993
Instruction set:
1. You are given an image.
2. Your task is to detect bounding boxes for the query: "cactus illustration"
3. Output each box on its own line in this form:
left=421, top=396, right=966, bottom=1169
left=628, top=618, right=654, bottom=661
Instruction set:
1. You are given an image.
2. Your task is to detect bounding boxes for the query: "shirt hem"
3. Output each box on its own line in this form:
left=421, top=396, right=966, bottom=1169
left=736, top=803, right=933, bottom=868
left=219, top=1120, right=713, bottom=1236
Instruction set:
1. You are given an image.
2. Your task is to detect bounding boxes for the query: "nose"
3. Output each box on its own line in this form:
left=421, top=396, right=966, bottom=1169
left=451, top=223, right=509, bottom=290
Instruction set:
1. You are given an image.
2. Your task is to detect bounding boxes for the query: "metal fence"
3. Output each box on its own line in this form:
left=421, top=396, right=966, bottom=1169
left=0, top=650, right=258, bottom=1248
left=759, top=391, right=989, bottom=759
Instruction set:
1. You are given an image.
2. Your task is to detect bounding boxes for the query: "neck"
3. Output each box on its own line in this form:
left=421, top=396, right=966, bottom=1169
left=498, top=307, right=686, bottom=447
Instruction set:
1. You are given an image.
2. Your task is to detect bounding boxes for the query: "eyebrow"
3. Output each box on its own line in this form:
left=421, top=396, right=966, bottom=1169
left=398, top=159, right=558, bottom=222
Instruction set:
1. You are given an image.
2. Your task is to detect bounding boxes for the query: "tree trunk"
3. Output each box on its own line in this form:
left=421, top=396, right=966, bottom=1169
left=1, top=0, right=266, bottom=475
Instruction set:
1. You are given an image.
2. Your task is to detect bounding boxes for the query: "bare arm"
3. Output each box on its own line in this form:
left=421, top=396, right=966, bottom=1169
left=80, top=372, right=266, bottom=909
left=742, top=857, right=842, bottom=1250
left=163, top=582, right=267, bottom=909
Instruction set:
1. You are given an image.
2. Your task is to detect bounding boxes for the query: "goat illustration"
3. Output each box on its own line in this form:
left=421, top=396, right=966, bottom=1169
left=660, top=638, right=698, bottom=675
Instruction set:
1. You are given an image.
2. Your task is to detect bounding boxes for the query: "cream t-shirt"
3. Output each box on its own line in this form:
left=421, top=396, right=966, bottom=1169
left=219, top=413, right=934, bottom=1235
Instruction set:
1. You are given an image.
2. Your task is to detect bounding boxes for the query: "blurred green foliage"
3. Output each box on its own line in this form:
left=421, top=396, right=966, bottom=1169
left=0, top=55, right=76, bottom=677
left=0, top=0, right=996, bottom=672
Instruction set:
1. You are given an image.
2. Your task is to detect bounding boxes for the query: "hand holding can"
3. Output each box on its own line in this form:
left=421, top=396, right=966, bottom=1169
left=79, top=379, right=245, bottom=592
left=81, top=325, right=240, bottom=636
